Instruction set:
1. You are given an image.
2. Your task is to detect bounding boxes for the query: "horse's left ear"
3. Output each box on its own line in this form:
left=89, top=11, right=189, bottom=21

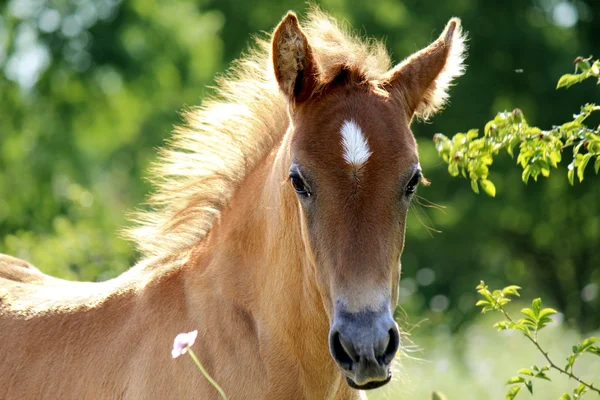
left=385, top=18, right=466, bottom=121
left=272, top=12, right=319, bottom=103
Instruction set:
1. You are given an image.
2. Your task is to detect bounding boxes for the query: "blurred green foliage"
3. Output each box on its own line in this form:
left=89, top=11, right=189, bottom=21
left=434, top=58, right=600, bottom=196
left=476, top=282, right=599, bottom=399
left=1, top=0, right=599, bottom=335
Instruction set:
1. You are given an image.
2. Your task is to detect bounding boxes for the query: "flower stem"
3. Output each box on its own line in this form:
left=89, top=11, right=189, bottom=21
left=187, top=348, right=228, bottom=400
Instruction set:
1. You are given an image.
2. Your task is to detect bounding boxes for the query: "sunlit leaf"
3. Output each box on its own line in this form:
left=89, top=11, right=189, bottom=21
left=577, top=153, right=592, bottom=182
left=517, top=368, right=534, bottom=376
left=522, top=165, right=531, bottom=184
left=476, top=300, right=491, bottom=307
left=506, top=376, right=526, bottom=385
left=556, top=74, right=581, bottom=89
left=521, top=308, right=536, bottom=321
left=578, top=337, right=598, bottom=353
left=568, top=167, right=575, bottom=185
left=502, top=285, right=521, bottom=297
left=431, top=391, right=448, bottom=400
left=467, top=129, right=479, bottom=140
left=471, top=179, right=479, bottom=194
left=494, top=321, right=512, bottom=331
left=480, top=179, right=496, bottom=197
left=532, top=298, right=541, bottom=318
left=506, top=385, right=521, bottom=400
left=585, top=345, right=600, bottom=356
left=574, top=383, right=588, bottom=396
left=538, top=308, right=557, bottom=319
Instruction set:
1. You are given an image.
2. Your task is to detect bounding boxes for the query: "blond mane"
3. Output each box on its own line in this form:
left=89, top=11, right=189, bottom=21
left=127, top=8, right=393, bottom=258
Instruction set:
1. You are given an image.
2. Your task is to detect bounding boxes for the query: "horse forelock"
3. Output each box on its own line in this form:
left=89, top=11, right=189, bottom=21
left=125, top=7, right=395, bottom=260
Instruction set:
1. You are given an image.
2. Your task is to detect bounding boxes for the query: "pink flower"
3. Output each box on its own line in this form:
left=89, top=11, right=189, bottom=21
left=171, top=330, right=198, bottom=359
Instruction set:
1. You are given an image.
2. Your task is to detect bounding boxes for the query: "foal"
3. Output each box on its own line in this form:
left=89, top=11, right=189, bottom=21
left=0, top=10, right=465, bottom=400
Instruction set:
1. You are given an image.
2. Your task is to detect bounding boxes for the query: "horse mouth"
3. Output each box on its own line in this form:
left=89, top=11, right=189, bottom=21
left=345, top=372, right=392, bottom=390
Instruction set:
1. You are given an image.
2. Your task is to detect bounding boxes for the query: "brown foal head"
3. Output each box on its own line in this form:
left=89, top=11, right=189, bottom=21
left=272, top=12, right=465, bottom=390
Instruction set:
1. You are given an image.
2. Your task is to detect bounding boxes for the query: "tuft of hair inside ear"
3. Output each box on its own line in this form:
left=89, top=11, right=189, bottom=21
left=272, top=13, right=316, bottom=100
left=416, top=18, right=467, bottom=120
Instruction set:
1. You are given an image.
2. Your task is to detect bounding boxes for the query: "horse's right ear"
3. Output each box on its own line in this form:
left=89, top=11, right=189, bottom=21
left=272, top=12, right=319, bottom=103
left=384, top=18, right=466, bottom=121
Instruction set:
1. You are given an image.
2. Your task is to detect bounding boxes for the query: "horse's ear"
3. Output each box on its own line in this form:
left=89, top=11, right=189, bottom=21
left=385, top=18, right=466, bottom=121
left=272, top=12, right=319, bottom=103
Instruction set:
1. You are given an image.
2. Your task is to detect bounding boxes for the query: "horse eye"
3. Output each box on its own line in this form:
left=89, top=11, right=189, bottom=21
left=405, top=171, right=421, bottom=195
left=290, top=173, right=310, bottom=197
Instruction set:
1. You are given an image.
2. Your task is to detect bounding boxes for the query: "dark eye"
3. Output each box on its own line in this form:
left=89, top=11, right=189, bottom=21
left=290, top=173, right=311, bottom=197
left=406, top=170, right=421, bottom=195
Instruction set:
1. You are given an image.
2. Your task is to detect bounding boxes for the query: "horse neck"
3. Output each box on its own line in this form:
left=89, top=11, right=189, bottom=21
left=182, top=126, right=340, bottom=394
left=254, top=128, right=328, bottom=326
left=210, top=126, right=328, bottom=330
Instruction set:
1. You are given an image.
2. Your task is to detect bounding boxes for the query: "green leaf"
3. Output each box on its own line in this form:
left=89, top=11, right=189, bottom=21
left=516, top=324, right=532, bottom=337
left=538, top=308, right=558, bottom=319
left=466, top=129, right=479, bottom=140
left=577, top=153, right=592, bottom=182
left=471, top=179, right=480, bottom=194
left=585, top=345, right=600, bottom=356
left=568, top=166, right=575, bottom=185
left=534, top=372, right=551, bottom=381
left=556, top=73, right=580, bottom=89
left=448, top=162, right=459, bottom=176
left=574, top=383, right=588, bottom=396
left=521, top=318, right=537, bottom=328
left=522, top=165, right=531, bottom=184
left=480, top=179, right=496, bottom=197
left=595, top=156, right=600, bottom=174
left=517, top=368, right=534, bottom=376
left=537, top=316, right=554, bottom=329
left=453, top=133, right=466, bottom=143
left=506, top=376, right=526, bottom=385
left=578, top=337, right=598, bottom=352
left=574, top=57, right=592, bottom=72
left=549, top=150, right=561, bottom=167
left=525, top=380, right=533, bottom=394
left=558, top=394, right=572, bottom=400
left=532, top=298, right=542, bottom=318
left=502, top=285, right=522, bottom=297
left=521, top=308, right=537, bottom=321
left=566, top=354, right=577, bottom=371
left=494, top=321, right=512, bottom=331
left=431, top=391, right=448, bottom=400
left=476, top=300, right=491, bottom=307
left=506, top=385, right=521, bottom=400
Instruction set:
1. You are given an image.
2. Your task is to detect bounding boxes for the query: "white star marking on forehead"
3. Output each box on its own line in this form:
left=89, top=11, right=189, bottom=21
left=340, top=119, right=372, bottom=169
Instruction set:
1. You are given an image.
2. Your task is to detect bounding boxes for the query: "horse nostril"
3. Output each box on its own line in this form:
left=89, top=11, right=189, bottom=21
left=379, top=327, right=400, bottom=366
left=330, top=331, right=357, bottom=370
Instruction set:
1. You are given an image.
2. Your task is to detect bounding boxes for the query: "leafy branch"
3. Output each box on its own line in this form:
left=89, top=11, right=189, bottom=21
left=434, top=57, right=600, bottom=196
left=476, top=282, right=600, bottom=399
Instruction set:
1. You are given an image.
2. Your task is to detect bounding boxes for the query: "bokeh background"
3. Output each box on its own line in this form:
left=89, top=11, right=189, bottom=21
left=1, top=0, right=599, bottom=398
